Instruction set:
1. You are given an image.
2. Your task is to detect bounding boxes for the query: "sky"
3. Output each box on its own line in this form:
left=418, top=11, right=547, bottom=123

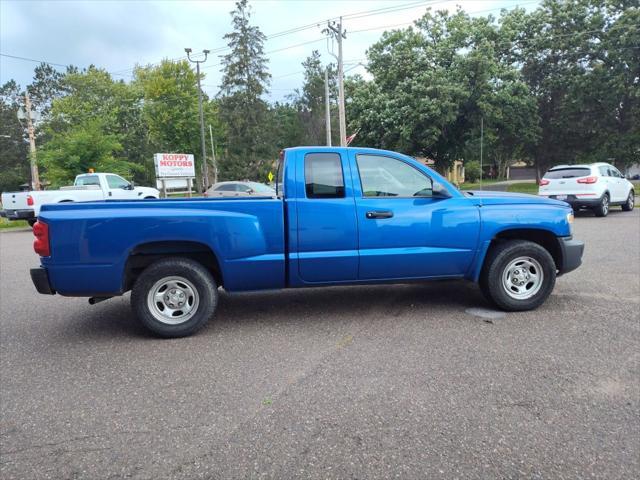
left=0, top=0, right=540, bottom=102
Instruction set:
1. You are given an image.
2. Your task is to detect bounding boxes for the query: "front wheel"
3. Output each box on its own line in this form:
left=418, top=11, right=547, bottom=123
left=594, top=193, right=609, bottom=217
left=621, top=191, right=634, bottom=212
left=131, top=257, right=218, bottom=337
left=480, top=240, right=556, bottom=311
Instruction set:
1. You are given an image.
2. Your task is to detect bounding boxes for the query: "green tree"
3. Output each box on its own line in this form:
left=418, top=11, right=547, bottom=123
left=348, top=9, right=539, bottom=172
left=219, top=0, right=271, bottom=180
left=41, top=67, right=148, bottom=185
left=0, top=81, right=29, bottom=192
left=39, top=118, right=140, bottom=187
left=134, top=60, right=206, bottom=184
left=464, top=160, right=481, bottom=183
left=293, top=51, right=338, bottom=145
left=502, top=0, right=639, bottom=173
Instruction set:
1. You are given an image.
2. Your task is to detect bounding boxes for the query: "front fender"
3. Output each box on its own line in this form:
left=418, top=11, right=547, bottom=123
left=467, top=204, right=573, bottom=282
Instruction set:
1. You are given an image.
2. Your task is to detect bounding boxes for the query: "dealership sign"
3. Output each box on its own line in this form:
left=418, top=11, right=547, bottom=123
left=154, top=153, right=195, bottom=177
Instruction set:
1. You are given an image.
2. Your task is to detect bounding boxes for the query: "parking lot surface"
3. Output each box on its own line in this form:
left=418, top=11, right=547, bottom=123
left=1, top=209, right=639, bottom=479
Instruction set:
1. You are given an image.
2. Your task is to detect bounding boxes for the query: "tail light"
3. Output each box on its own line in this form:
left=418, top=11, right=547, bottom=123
left=27, top=195, right=34, bottom=206
left=577, top=176, right=598, bottom=184
left=33, top=221, right=50, bottom=257
left=539, top=179, right=550, bottom=186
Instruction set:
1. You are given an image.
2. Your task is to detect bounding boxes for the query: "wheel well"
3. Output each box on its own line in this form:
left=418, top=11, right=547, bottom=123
left=124, top=241, right=223, bottom=291
left=489, top=229, right=562, bottom=270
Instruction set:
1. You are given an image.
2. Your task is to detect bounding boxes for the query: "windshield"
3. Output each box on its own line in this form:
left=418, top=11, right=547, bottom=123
left=544, top=168, right=591, bottom=179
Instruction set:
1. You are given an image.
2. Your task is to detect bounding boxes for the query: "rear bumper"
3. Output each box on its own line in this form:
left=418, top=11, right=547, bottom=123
left=30, top=267, right=56, bottom=295
left=558, top=236, right=584, bottom=275
left=1, top=209, right=35, bottom=220
left=544, top=194, right=601, bottom=208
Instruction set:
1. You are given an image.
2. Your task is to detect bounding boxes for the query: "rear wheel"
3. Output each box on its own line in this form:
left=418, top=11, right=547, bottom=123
left=594, top=193, right=609, bottom=217
left=621, top=191, right=634, bottom=212
left=27, top=219, right=37, bottom=227
left=131, top=257, right=217, bottom=337
left=480, top=240, right=556, bottom=311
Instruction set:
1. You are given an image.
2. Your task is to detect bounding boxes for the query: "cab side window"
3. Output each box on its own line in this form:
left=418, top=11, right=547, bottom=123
left=305, top=153, right=345, bottom=198
left=357, top=154, right=432, bottom=197
left=76, top=175, right=100, bottom=186
left=106, top=175, right=130, bottom=189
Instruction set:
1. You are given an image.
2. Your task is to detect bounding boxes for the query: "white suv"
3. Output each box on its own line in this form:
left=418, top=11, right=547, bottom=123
left=538, top=163, right=635, bottom=217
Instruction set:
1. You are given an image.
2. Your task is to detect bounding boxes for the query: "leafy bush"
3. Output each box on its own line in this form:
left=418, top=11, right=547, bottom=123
left=465, top=161, right=481, bottom=183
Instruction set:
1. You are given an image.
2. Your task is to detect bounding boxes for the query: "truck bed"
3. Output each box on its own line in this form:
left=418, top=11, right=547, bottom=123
left=38, top=196, right=286, bottom=295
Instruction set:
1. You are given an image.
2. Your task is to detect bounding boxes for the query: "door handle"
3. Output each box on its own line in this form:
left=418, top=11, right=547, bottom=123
left=366, top=210, right=393, bottom=219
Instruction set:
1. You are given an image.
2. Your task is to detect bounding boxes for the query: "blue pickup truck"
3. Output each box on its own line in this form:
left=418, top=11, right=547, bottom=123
left=31, top=147, right=584, bottom=337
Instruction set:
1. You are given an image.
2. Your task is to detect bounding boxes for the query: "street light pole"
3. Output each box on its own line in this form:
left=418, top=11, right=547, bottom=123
left=185, top=48, right=210, bottom=192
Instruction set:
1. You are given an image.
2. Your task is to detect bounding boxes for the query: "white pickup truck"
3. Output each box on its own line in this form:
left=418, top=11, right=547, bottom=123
left=1, top=173, right=160, bottom=226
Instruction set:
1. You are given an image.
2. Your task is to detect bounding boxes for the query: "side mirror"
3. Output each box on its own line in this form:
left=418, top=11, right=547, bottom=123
left=432, top=182, right=452, bottom=199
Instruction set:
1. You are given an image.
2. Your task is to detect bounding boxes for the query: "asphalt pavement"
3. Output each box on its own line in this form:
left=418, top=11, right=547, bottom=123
left=1, top=209, right=639, bottom=479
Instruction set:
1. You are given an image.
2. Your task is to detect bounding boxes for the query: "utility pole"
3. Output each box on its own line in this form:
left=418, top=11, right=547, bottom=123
left=479, top=116, right=484, bottom=191
left=325, top=18, right=347, bottom=147
left=324, top=67, right=332, bottom=146
left=209, top=124, right=218, bottom=185
left=185, top=48, right=210, bottom=193
left=22, top=92, right=41, bottom=190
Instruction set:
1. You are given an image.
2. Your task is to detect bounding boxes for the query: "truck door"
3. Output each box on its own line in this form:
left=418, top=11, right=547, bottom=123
left=349, top=152, right=480, bottom=280
left=105, top=174, right=136, bottom=200
left=295, top=151, right=359, bottom=283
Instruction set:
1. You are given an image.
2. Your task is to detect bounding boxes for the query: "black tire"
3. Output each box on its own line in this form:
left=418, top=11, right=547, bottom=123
left=479, top=240, right=556, bottom=311
left=144, top=196, right=156, bottom=199
left=621, top=190, right=634, bottom=212
left=131, top=257, right=217, bottom=338
left=594, top=193, right=609, bottom=217
left=27, top=219, right=37, bottom=227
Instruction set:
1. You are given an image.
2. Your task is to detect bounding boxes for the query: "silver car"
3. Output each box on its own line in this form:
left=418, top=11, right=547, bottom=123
left=206, top=181, right=276, bottom=197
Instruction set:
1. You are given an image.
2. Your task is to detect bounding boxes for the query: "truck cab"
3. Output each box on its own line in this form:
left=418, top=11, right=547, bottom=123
left=283, top=148, right=480, bottom=284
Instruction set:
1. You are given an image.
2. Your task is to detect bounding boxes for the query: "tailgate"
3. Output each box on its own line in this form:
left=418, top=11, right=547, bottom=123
left=1, top=191, right=31, bottom=210
left=539, top=167, right=594, bottom=196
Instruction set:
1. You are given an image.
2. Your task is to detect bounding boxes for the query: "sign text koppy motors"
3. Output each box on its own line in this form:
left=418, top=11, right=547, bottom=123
left=154, top=153, right=196, bottom=178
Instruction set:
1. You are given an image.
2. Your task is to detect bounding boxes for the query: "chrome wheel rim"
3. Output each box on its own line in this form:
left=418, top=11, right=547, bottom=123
left=602, top=195, right=609, bottom=214
left=628, top=193, right=634, bottom=209
left=146, top=276, right=199, bottom=325
left=502, top=256, right=544, bottom=300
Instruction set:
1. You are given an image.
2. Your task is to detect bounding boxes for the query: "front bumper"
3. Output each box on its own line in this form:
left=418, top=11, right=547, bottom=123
left=1, top=209, right=35, bottom=220
left=30, top=267, right=55, bottom=295
left=558, top=236, right=584, bottom=275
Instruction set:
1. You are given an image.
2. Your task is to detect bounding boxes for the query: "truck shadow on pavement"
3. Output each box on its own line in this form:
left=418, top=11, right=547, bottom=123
left=62, top=280, right=490, bottom=341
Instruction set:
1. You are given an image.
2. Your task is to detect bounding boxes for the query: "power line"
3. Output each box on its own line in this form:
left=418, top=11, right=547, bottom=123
left=108, top=0, right=446, bottom=76
left=0, top=53, right=69, bottom=69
